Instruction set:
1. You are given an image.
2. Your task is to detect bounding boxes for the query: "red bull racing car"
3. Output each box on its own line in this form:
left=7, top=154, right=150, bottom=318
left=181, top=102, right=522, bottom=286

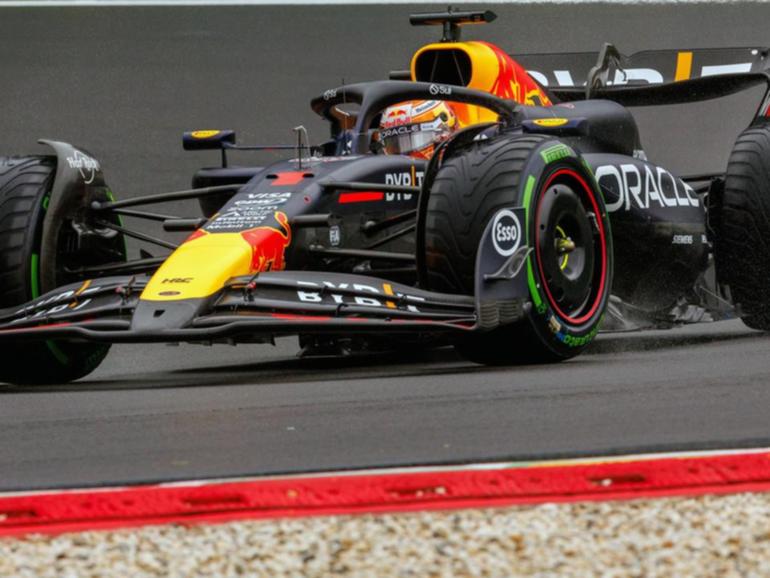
left=2, top=8, right=770, bottom=384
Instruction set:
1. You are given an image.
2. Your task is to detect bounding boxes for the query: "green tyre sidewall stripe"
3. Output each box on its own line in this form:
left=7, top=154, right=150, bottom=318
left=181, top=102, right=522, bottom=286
left=30, top=252, right=70, bottom=366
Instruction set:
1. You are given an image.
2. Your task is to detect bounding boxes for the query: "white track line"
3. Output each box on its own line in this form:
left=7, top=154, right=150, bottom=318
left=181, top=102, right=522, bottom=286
left=2, top=446, right=767, bottom=498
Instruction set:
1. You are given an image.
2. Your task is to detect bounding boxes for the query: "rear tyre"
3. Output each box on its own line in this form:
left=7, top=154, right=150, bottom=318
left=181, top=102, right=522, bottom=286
left=0, top=156, right=113, bottom=385
left=715, top=124, right=770, bottom=331
left=423, top=135, right=612, bottom=364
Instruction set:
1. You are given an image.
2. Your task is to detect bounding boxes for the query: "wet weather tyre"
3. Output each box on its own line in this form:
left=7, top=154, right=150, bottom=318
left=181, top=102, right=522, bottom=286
left=715, top=123, right=770, bottom=331
left=0, top=156, right=110, bottom=385
left=423, top=135, right=612, bottom=364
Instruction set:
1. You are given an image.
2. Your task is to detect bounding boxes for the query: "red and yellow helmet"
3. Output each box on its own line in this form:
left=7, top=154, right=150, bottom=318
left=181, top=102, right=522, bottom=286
left=379, top=100, right=457, bottom=160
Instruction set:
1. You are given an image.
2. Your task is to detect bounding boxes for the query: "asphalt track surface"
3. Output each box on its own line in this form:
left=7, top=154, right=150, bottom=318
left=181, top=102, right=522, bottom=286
left=1, top=3, right=770, bottom=490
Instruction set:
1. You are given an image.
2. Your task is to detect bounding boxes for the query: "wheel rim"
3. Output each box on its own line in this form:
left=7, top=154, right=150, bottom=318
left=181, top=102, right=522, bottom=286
left=535, top=168, right=608, bottom=325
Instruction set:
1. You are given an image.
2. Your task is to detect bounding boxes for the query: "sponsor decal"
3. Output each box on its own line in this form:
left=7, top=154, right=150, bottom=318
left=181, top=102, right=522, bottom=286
left=429, top=84, right=452, bottom=96
left=527, top=49, right=756, bottom=88
left=162, top=277, right=193, bottom=284
left=533, top=118, right=569, bottom=127
left=672, top=234, right=694, bottom=245
left=547, top=312, right=600, bottom=347
left=158, top=291, right=181, bottom=297
left=239, top=211, right=292, bottom=272
left=491, top=209, right=522, bottom=257
left=385, top=169, right=424, bottom=188
left=381, top=101, right=443, bottom=132
left=701, top=63, right=753, bottom=76
left=207, top=192, right=292, bottom=231
left=381, top=106, right=411, bottom=129
left=385, top=192, right=414, bottom=202
left=540, top=143, right=573, bottom=164
left=191, top=130, right=221, bottom=139
left=65, top=150, right=100, bottom=185
left=12, top=283, right=102, bottom=323
left=337, top=170, right=423, bottom=205
left=380, top=124, right=419, bottom=139
left=529, top=68, right=666, bottom=87
left=558, top=321, right=599, bottom=347
left=675, top=51, right=693, bottom=82
left=295, top=280, right=425, bottom=312
left=329, top=225, right=341, bottom=247
left=413, top=100, right=440, bottom=115
left=235, top=191, right=292, bottom=206
left=594, top=162, right=699, bottom=212
left=323, top=89, right=337, bottom=101
left=385, top=106, right=409, bottom=117
left=208, top=206, right=284, bottom=231
left=337, top=167, right=425, bottom=205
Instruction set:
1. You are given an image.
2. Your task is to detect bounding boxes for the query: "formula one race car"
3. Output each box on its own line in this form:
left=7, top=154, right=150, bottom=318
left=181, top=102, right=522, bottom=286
left=2, top=9, right=770, bottom=384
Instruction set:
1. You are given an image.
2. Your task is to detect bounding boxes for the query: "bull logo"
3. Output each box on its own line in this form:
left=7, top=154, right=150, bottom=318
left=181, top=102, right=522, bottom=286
left=240, top=211, right=292, bottom=272
left=386, top=107, right=407, bottom=118
left=382, top=107, right=410, bottom=128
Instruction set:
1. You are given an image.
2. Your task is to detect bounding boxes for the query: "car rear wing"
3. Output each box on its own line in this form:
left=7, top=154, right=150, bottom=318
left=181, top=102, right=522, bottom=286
left=515, top=46, right=770, bottom=120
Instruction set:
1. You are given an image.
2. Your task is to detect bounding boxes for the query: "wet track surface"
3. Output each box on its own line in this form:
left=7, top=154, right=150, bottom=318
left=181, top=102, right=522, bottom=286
left=2, top=321, right=770, bottom=490
left=1, top=3, right=770, bottom=490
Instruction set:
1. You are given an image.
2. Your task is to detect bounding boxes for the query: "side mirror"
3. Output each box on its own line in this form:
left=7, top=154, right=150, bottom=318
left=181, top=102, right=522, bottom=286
left=182, top=130, right=236, bottom=150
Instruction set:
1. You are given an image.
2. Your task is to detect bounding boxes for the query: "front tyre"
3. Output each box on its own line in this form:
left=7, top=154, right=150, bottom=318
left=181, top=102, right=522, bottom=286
left=0, top=156, right=115, bottom=385
left=423, top=135, right=612, bottom=364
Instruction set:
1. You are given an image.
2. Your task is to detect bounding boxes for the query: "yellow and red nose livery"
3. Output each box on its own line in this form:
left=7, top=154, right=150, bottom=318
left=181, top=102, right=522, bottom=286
left=140, top=211, right=292, bottom=302
left=410, top=41, right=551, bottom=127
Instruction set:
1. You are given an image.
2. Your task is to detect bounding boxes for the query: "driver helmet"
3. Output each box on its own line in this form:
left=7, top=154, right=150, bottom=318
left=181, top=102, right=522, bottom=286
left=379, top=100, right=457, bottom=160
